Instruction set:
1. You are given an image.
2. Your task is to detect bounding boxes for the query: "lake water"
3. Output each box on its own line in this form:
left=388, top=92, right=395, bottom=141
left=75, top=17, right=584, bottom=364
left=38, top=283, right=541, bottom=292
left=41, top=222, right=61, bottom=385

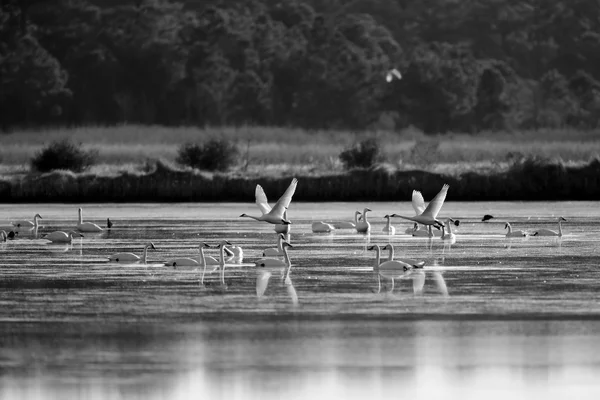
left=1, top=202, right=600, bottom=400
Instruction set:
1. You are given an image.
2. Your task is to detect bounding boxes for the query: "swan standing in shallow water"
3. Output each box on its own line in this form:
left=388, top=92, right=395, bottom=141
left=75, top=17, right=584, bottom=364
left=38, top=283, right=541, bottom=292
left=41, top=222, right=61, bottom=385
left=76, top=208, right=103, bottom=232
left=392, top=184, right=450, bottom=229
left=382, top=243, right=425, bottom=267
left=312, top=221, right=335, bottom=233
left=533, top=217, right=567, bottom=237
left=42, top=231, right=83, bottom=243
left=165, top=243, right=213, bottom=267
left=240, top=178, right=298, bottom=225
left=331, top=211, right=362, bottom=229
left=505, top=222, right=527, bottom=237
left=109, top=242, right=156, bottom=263
left=355, top=208, right=371, bottom=233
left=12, top=214, right=42, bottom=229
left=382, top=215, right=396, bottom=235
left=368, top=244, right=414, bottom=293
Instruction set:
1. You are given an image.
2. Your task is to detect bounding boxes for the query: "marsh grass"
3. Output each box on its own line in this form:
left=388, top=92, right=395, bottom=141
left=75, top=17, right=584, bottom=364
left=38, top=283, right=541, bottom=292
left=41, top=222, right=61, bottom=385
left=1, top=125, right=599, bottom=171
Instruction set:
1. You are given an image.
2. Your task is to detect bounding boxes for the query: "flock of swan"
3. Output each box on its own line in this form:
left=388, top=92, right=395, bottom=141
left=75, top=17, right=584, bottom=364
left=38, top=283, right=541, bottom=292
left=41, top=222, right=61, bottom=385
left=0, top=177, right=568, bottom=295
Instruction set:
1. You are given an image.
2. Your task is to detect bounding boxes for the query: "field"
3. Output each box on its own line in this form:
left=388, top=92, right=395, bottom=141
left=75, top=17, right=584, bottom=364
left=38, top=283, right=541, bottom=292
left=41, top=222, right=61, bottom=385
left=1, top=125, right=600, bottom=176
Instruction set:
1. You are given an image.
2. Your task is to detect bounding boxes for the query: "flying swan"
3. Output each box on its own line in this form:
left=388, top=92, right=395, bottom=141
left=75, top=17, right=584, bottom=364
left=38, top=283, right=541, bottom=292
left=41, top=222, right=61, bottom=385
left=240, top=178, right=298, bottom=225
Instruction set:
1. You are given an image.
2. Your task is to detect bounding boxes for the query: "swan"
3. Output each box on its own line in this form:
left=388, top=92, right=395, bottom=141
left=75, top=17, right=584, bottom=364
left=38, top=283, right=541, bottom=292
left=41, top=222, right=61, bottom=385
left=312, top=221, right=335, bottom=233
left=382, top=215, right=396, bottom=235
left=505, top=222, right=527, bottom=237
left=355, top=208, right=371, bottom=233
left=109, top=242, right=156, bottom=263
left=263, top=233, right=286, bottom=256
left=165, top=243, right=213, bottom=267
left=213, top=240, right=233, bottom=285
left=42, top=230, right=83, bottom=243
left=256, top=242, right=293, bottom=295
left=12, top=213, right=42, bottom=229
left=441, top=218, right=457, bottom=240
left=391, top=184, right=450, bottom=229
left=255, top=241, right=293, bottom=269
left=224, top=244, right=244, bottom=260
left=368, top=244, right=413, bottom=292
left=382, top=243, right=425, bottom=267
left=274, top=210, right=291, bottom=234
left=331, top=211, right=362, bottom=229
left=240, top=178, right=298, bottom=224
left=533, top=217, right=567, bottom=237
left=76, top=208, right=103, bottom=232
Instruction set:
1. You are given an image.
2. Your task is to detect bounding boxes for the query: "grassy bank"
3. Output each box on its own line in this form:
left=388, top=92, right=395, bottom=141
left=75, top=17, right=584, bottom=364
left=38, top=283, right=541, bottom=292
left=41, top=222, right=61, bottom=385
left=2, top=157, right=600, bottom=202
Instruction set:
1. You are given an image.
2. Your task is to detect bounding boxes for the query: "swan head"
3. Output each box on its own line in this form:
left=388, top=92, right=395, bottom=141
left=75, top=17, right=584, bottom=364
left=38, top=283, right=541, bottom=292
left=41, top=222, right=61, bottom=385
left=559, top=217, right=567, bottom=222
left=218, top=240, right=232, bottom=248
left=35, top=213, right=42, bottom=219
left=239, top=213, right=248, bottom=217
left=382, top=244, right=392, bottom=250
left=504, top=223, right=510, bottom=229
left=367, top=245, right=379, bottom=251
left=201, top=242, right=211, bottom=248
left=149, top=242, right=157, bottom=250
left=383, top=214, right=390, bottom=219
left=282, top=242, right=293, bottom=249
left=363, top=208, right=372, bottom=214
left=482, top=214, right=494, bottom=222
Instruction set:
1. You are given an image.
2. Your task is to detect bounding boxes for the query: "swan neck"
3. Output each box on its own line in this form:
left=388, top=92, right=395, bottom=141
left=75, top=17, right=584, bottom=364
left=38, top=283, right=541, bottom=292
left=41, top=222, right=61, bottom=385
left=277, top=236, right=284, bottom=251
left=387, top=246, right=394, bottom=261
left=198, top=246, right=207, bottom=266
left=385, top=217, right=391, bottom=229
left=219, top=245, right=225, bottom=265
left=507, top=223, right=512, bottom=233
left=78, top=209, right=82, bottom=224
left=373, top=246, right=380, bottom=269
left=362, top=211, right=369, bottom=223
left=558, top=220, right=563, bottom=235
left=354, top=211, right=360, bottom=224
left=142, top=246, right=148, bottom=264
left=243, top=214, right=261, bottom=221
left=446, top=220, right=453, bottom=234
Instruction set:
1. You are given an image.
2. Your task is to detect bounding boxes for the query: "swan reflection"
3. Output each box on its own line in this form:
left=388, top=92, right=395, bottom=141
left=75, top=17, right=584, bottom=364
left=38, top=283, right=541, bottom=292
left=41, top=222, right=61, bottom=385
left=376, top=270, right=449, bottom=297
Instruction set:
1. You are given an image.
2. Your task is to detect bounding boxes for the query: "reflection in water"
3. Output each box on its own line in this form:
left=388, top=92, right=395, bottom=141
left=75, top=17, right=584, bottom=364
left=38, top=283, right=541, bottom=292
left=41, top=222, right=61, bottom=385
left=376, top=270, right=449, bottom=297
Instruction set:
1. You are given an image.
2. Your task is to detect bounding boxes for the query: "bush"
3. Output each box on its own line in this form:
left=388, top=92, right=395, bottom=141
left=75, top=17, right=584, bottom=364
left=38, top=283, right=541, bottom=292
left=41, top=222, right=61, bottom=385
left=176, top=138, right=239, bottom=171
left=339, top=138, right=381, bottom=169
left=30, top=138, right=98, bottom=173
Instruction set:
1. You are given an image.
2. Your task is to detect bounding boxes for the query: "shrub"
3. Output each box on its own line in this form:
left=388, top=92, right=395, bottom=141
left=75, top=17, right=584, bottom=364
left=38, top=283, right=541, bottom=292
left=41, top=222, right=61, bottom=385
left=176, top=138, right=239, bottom=171
left=339, top=138, right=381, bottom=169
left=30, top=138, right=98, bottom=173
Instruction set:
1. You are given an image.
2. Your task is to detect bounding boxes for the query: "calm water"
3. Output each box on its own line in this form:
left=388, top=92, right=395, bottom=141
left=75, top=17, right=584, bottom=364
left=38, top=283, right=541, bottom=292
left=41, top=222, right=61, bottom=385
left=1, top=202, right=600, bottom=400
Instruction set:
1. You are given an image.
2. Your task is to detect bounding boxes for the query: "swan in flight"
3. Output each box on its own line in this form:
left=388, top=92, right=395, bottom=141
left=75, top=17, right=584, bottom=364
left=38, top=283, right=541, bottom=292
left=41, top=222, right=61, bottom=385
left=12, top=213, right=42, bottom=229
left=533, top=217, right=567, bottom=237
left=312, top=221, right=335, bottom=233
left=382, top=215, right=396, bottom=235
left=355, top=208, right=371, bottom=233
left=382, top=243, right=425, bottom=267
left=391, top=184, right=449, bottom=229
left=274, top=210, right=291, bottom=234
left=76, top=208, right=103, bottom=232
left=368, top=244, right=414, bottom=293
left=240, top=178, right=298, bottom=225
left=165, top=243, right=213, bottom=267
left=331, top=211, right=362, bottom=229
left=505, top=222, right=527, bottom=237
left=42, top=230, right=83, bottom=243
left=109, top=242, right=156, bottom=263
left=263, top=233, right=286, bottom=256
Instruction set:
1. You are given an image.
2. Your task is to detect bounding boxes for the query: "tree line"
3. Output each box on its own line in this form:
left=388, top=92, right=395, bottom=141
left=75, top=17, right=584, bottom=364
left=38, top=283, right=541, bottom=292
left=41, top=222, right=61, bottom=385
left=1, top=0, right=600, bottom=133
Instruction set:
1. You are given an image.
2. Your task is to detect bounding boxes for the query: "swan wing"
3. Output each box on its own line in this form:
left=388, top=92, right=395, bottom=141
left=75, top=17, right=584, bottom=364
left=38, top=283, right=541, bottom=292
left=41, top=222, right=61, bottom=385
left=255, top=185, right=272, bottom=215
left=256, top=270, right=272, bottom=297
left=269, top=178, right=298, bottom=218
left=421, top=184, right=449, bottom=219
left=411, top=190, right=426, bottom=215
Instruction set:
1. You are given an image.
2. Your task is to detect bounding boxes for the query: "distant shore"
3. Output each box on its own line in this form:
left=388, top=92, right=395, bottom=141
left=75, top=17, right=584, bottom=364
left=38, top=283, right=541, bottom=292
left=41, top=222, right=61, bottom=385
left=1, top=158, right=599, bottom=203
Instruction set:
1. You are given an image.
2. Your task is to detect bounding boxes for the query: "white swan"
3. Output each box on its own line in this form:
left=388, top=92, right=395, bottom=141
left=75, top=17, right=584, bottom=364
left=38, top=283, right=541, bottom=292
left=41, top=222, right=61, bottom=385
left=382, top=215, right=396, bottom=235
left=256, top=242, right=293, bottom=296
left=331, top=211, right=362, bottom=229
left=441, top=218, right=457, bottom=240
left=533, top=217, right=567, bottom=237
left=392, top=184, right=450, bottom=229
left=240, top=178, right=298, bottom=224
left=382, top=243, right=425, bottom=267
left=263, top=233, right=286, bottom=256
left=274, top=210, right=291, bottom=234
left=42, top=230, right=83, bottom=243
left=109, top=242, right=156, bottom=263
left=12, top=213, right=42, bottom=229
left=312, top=221, right=335, bottom=233
left=213, top=240, right=233, bottom=285
left=505, top=222, right=527, bottom=237
left=355, top=208, right=371, bottom=233
left=368, top=244, right=413, bottom=292
left=76, top=208, right=103, bottom=232
left=255, top=241, right=293, bottom=269
left=224, top=244, right=244, bottom=260
left=165, top=243, right=213, bottom=267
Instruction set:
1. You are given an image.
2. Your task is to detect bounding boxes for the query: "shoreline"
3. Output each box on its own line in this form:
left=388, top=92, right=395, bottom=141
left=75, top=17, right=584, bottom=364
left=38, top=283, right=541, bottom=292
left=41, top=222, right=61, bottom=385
left=1, top=158, right=600, bottom=203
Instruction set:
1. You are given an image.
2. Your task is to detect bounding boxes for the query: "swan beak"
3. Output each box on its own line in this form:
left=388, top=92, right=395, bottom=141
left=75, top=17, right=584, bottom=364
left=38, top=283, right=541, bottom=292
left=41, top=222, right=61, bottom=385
left=365, top=208, right=372, bottom=212
left=384, top=215, right=389, bottom=218
left=203, top=242, right=211, bottom=247
left=560, top=217, right=567, bottom=222
left=367, top=245, right=375, bottom=250
left=239, top=214, right=246, bottom=217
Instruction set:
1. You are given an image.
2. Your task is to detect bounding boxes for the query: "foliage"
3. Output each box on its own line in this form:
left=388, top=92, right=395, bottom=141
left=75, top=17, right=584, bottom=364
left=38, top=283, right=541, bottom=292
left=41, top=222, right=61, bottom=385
left=30, top=138, right=98, bottom=172
left=339, top=137, right=381, bottom=169
left=176, top=138, right=240, bottom=171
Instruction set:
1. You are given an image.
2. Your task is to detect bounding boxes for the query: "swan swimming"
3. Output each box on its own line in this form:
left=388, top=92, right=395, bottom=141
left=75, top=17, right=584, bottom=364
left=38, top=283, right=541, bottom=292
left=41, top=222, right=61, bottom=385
left=109, top=242, right=156, bottom=263
left=368, top=244, right=413, bottom=292
left=331, top=211, right=362, bottom=229
left=76, top=208, right=103, bottom=232
left=255, top=241, right=293, bottom=269
left=533, top=217, right=567, bottom=237
left=441, top=218, right=457, bottom=240
left=263, top=233, right=286, bottom=256
left=505, top=222, right=527, bottom=237
left=42, top=230, right=84, bottom=243
left=312, top=221, right=335, bottom=233
left=382, top=215, right=396, bottom=235
left=392, top=184, right=450, bottom=229
left=382, top=243, right=425, bottom=267
left=240, top=178, right=298, bottom=225
left=12, top=213, right=42, bottom=229
left=355, top=208, right=371, bottom=233
left=165, top=243, right=213, bottom=267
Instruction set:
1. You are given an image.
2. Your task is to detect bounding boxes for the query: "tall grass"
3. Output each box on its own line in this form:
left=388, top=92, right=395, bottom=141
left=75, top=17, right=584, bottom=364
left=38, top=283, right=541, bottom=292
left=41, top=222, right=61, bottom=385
left=1, top=125, right=600, bottom=169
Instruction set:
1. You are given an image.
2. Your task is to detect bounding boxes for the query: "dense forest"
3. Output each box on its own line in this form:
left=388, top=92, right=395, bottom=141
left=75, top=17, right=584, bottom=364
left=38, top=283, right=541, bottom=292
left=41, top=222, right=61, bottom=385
left=1, top=0, right=600, bottom=133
